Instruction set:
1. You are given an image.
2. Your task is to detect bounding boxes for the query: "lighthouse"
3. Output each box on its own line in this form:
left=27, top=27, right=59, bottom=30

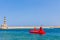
left=1, top=17, right=8, bottom=29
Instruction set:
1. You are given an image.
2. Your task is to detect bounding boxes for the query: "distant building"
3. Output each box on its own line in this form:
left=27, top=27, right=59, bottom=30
left=1, top=17, right=8, bottom=29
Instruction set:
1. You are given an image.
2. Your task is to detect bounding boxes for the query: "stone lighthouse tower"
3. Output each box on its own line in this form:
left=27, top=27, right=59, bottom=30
left=1, top=17, right=8, bottom=29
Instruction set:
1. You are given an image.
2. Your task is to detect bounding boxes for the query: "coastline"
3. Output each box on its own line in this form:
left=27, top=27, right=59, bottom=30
left=0, top=26, right=60, bottom=29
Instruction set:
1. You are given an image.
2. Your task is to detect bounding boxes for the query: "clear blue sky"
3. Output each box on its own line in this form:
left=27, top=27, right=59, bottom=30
left=0, top=0, right=60, bottom=26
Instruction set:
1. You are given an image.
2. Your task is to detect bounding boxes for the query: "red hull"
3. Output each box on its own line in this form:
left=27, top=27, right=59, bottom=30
left=30, top=30, right=39, bottom=34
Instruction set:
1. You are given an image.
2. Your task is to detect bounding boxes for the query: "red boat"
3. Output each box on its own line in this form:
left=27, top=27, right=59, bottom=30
left=30, top=27, right=39, bottom=34
left=30, top=27, right=46, bottom=35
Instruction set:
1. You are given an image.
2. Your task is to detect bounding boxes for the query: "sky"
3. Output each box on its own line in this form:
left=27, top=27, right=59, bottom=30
left=0, top=0, right=60, bottom=26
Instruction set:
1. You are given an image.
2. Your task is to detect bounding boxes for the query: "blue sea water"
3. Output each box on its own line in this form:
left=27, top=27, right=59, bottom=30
left=0, top=28, right=60, bottom=40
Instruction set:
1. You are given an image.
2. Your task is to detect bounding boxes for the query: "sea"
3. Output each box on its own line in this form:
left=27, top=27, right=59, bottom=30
left=0, top=28, right=60, bottom=40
